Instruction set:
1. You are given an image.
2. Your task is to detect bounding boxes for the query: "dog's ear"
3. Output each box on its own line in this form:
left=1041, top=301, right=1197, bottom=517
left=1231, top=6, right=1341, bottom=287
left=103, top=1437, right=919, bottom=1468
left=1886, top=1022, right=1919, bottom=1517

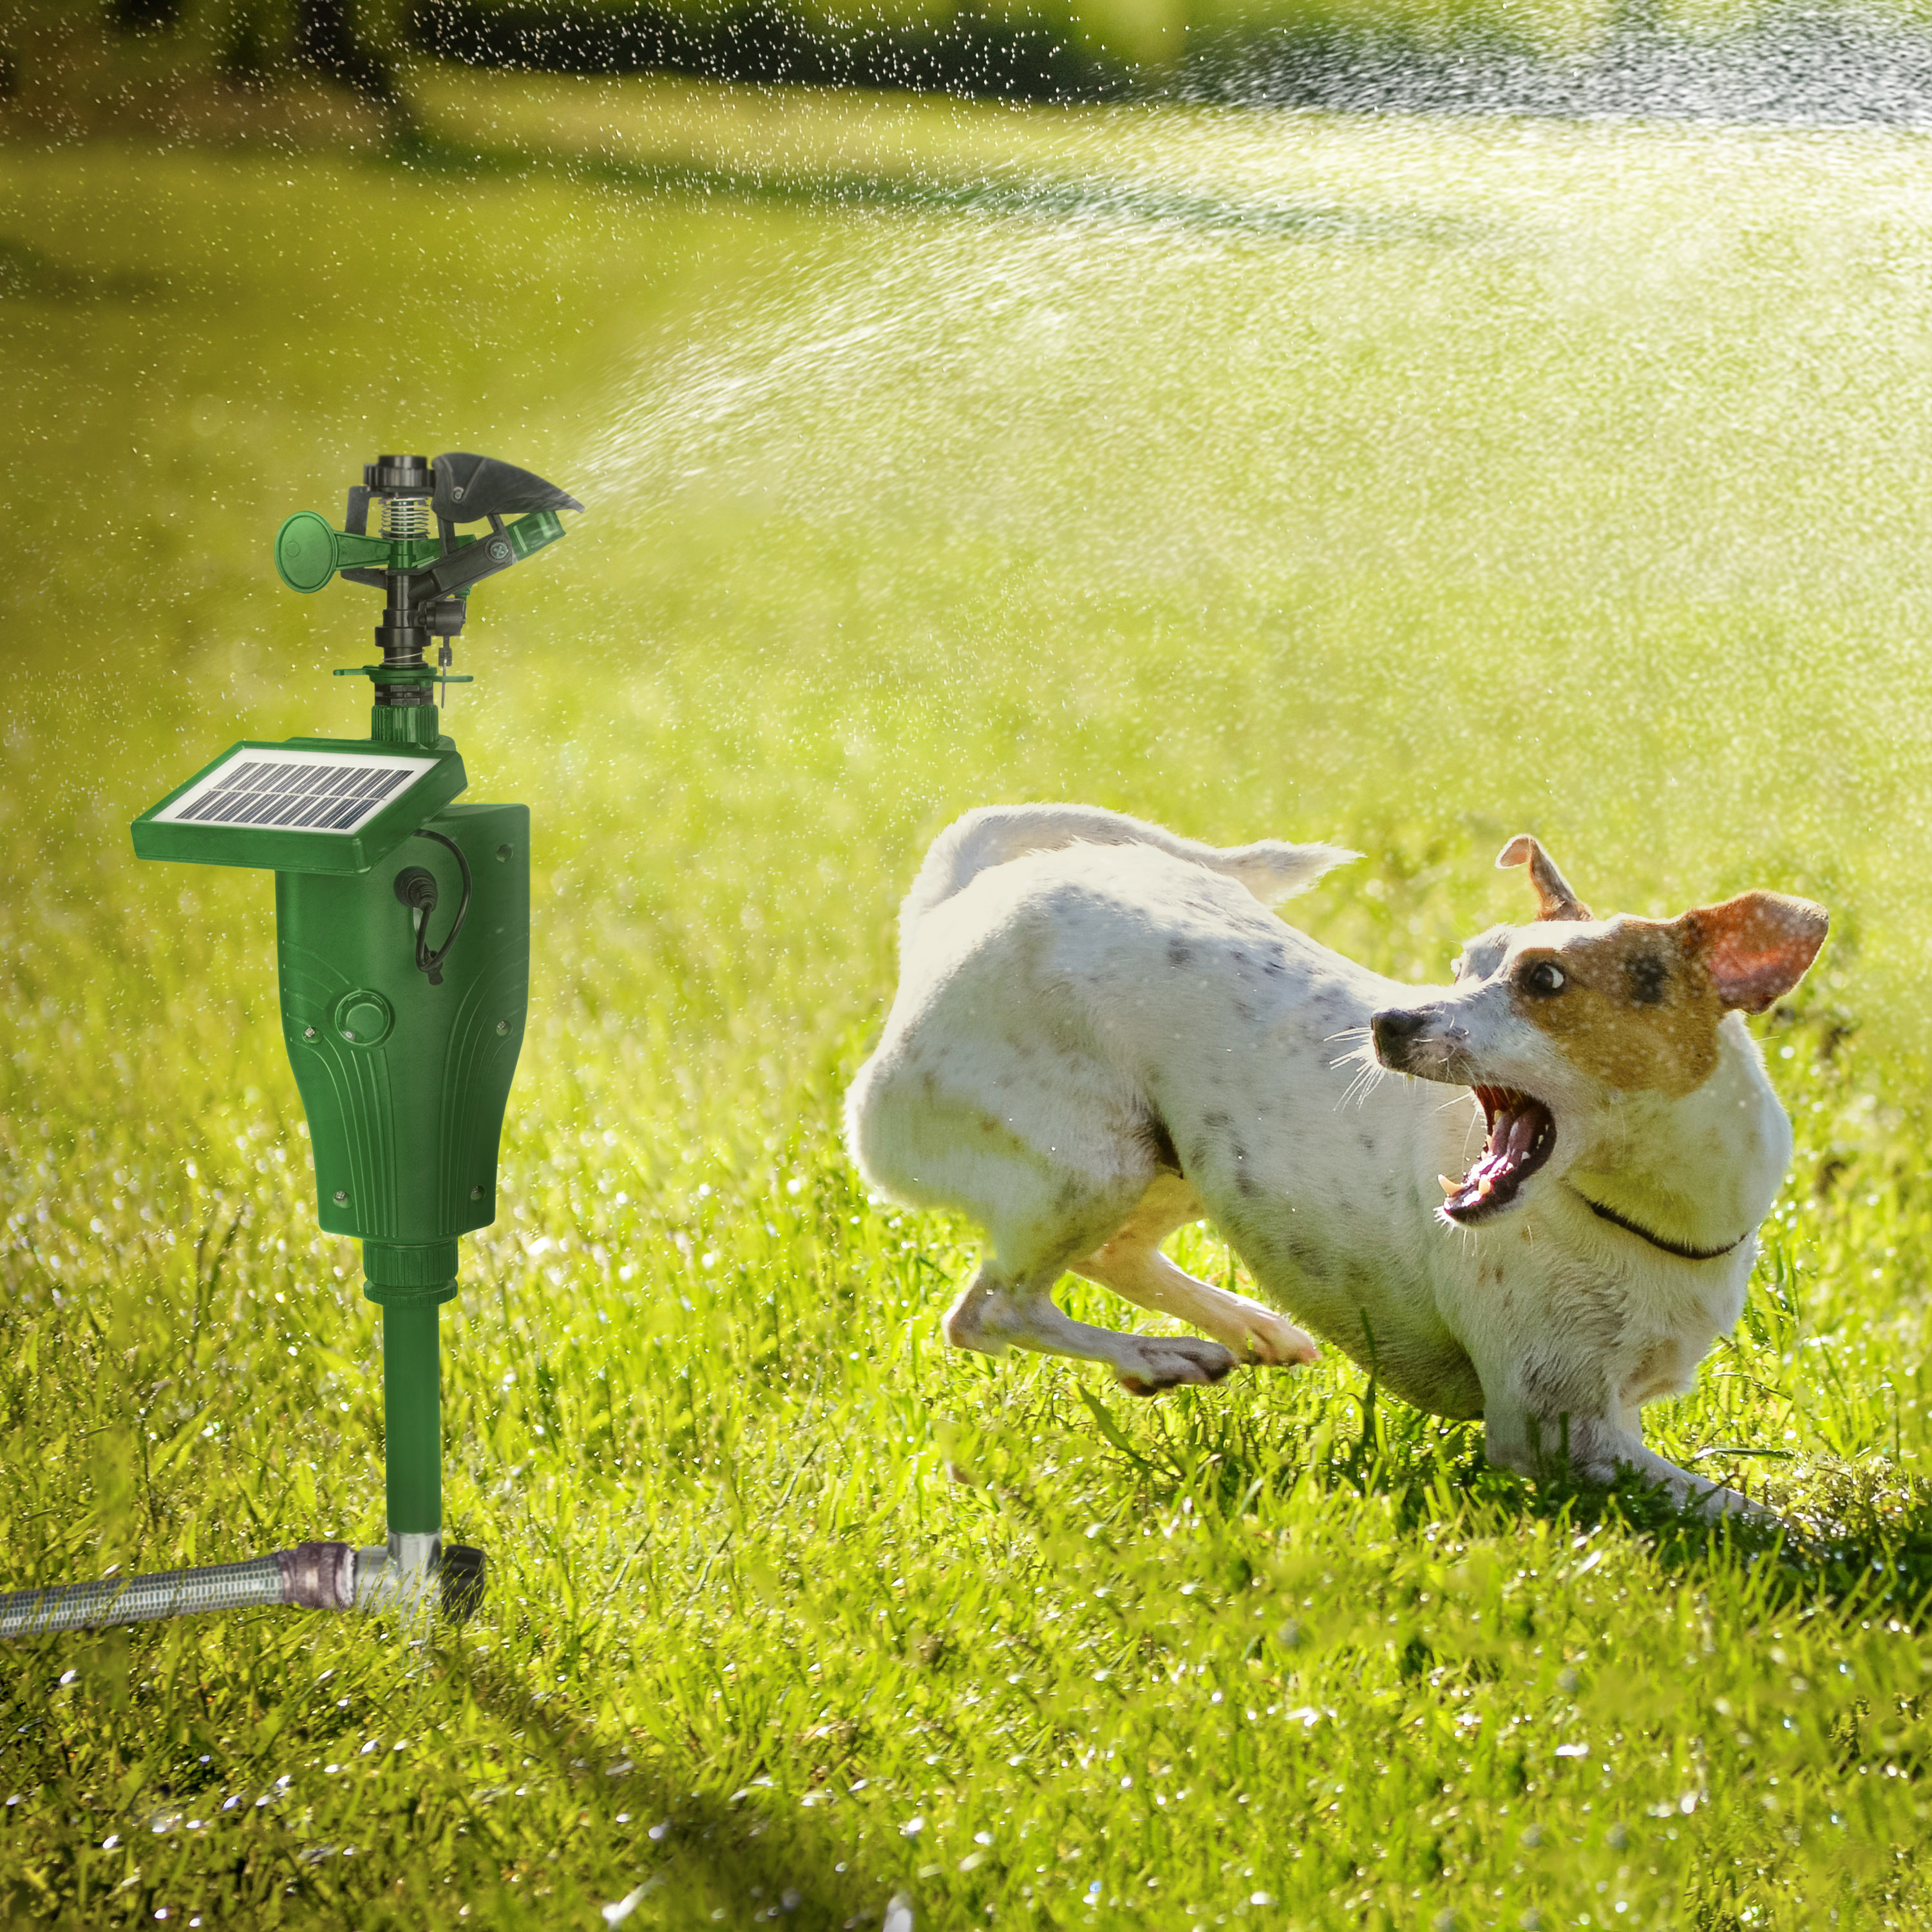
left=1497, top=835, right=1593, bottom=922
left=1674, top=892, right=1829, bottom=1012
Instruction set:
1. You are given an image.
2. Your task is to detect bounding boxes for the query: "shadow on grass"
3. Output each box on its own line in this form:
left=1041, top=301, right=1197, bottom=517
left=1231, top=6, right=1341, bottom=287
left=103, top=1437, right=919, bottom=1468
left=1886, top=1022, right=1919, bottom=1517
left=1070, top=1372, right=1932, bottom=1621
left=440, top=1647, right=880, bottom=1931
left=0, top=1613, right=880, bottom=1929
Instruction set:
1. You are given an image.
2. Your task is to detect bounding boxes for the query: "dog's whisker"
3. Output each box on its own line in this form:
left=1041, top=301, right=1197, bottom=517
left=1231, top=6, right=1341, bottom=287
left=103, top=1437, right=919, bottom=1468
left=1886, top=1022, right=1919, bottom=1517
left=1325, top=1043, right=1379, bottom=1072
left=1332, top=1072, right=1374, bottom=1113
left=1328, top=1034, right=1391, bottom=1115
left=1336, top=1057, right=1392, bottom=1112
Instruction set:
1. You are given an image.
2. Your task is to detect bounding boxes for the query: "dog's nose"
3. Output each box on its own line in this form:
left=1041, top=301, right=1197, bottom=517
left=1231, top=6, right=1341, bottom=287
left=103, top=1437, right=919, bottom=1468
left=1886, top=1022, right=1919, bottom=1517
left=1370, top=1007, right=1432, bottom=1063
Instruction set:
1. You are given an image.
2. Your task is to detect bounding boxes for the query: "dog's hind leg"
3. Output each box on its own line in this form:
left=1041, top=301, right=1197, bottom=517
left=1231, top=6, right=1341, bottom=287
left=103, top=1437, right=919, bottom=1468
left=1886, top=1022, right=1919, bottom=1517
left=862, top=1059, right=1242, bottom=1393
left=945, top=1257, right=1240, bottom=1395
left=1482, top=1395, right=1773, bottom=1520
left=1070, top=1174, right=1320, bottom=1369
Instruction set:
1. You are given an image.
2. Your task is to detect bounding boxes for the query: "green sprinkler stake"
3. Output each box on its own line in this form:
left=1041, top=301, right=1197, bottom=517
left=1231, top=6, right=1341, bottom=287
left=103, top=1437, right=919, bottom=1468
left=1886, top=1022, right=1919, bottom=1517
left=0, top=453, right=580, bottom=1640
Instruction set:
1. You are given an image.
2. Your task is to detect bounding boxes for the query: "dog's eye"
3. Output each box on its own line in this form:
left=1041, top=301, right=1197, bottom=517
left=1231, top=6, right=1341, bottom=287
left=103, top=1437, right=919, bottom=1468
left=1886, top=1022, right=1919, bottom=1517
left=1520, top=960, right=1567, bottom=996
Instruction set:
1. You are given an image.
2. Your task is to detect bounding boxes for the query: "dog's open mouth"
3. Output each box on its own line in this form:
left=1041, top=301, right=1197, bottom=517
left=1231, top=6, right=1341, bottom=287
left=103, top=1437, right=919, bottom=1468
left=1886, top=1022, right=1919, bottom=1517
left=1439, top=1086, right=1556, bottom=1224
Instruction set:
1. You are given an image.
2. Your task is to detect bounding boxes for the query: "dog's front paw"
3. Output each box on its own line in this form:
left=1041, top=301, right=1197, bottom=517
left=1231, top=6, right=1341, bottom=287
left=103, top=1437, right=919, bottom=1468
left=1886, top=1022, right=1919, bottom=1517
left=1116, top=1337, right=1238, bottom=1397
left=1241, top=1311, right=1320, bottom=1368
left=1690, top=1481, right=1784, bottom=1525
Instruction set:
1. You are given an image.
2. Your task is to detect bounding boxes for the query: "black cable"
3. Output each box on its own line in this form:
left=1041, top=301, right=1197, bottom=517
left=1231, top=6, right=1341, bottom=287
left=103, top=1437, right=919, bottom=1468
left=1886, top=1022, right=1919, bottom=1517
left=410, top=829, right=471, bottom=985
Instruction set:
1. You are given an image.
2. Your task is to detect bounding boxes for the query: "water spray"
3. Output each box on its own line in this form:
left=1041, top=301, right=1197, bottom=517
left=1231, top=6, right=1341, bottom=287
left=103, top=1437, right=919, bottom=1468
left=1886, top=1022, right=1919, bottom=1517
left=0, top=452, right=580, bottom=1640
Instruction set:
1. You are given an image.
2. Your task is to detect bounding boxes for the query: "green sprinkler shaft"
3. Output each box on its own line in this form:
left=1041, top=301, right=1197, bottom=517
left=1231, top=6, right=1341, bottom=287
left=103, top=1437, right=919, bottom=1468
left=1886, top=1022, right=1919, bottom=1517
left=383, top=1302, right=442, bottom=1539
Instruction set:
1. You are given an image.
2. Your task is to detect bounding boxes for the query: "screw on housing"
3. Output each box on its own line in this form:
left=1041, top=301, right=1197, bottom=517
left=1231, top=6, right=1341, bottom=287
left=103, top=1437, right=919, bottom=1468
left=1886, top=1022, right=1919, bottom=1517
left=1, top=451, right=580, bottom=1640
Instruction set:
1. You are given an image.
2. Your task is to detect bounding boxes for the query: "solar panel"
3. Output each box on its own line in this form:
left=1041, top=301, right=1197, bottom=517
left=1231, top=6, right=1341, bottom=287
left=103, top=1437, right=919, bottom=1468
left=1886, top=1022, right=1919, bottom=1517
left=151, top=748, right=439, bottom=837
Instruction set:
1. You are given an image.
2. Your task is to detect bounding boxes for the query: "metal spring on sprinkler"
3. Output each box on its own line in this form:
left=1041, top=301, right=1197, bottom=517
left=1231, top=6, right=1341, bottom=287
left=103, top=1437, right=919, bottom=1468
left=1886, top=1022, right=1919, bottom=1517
left=383, top=494, right=431, bottom=541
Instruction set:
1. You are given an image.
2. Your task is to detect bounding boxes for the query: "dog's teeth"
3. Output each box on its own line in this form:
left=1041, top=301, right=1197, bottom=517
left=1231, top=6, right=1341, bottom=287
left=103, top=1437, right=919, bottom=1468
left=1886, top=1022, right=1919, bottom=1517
left=1439, top=1175, right=1461, bottom=1196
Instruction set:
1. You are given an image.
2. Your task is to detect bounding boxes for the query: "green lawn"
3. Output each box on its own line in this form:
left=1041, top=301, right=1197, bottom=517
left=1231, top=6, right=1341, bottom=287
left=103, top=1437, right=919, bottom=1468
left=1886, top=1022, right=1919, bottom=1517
left=7, top=73, right=1932, bottom=1929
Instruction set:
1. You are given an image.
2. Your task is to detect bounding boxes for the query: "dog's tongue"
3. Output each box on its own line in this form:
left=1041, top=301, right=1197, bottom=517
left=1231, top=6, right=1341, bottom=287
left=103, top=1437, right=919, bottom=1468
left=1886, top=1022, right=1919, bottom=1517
left=1439, top=1087, right=1556, bottom=1223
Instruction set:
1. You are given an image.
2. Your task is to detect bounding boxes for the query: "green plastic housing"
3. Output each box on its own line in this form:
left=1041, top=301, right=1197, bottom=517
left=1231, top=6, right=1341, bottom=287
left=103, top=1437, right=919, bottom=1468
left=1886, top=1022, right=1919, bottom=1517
left=135, top=721, right=532, bottom=1546
left=276, top=800, right=530, bottom=1295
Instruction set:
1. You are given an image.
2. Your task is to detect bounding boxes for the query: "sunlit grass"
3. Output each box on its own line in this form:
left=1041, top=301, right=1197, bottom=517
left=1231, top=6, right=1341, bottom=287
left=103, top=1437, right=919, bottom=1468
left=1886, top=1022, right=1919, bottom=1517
left=6, top=77, right=1932, bottom=1929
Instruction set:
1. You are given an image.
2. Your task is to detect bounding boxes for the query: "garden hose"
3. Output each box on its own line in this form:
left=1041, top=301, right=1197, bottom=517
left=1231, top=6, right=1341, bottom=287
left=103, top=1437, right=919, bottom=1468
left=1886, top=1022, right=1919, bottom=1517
left=0, top=1539, right=486, bottom=1638
left=0, top=1551, right=312, bottom=1639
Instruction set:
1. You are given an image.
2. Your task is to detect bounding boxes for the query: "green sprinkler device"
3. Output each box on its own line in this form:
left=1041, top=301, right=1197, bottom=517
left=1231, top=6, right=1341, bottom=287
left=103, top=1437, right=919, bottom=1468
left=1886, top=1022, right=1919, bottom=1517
left=0, top=453, right=580, bottom=1640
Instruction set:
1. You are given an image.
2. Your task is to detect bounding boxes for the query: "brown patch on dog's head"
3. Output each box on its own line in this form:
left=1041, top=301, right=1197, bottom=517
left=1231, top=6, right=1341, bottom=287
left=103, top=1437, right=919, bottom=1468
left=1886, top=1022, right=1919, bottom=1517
left=1506, top=890, right=1829, bottom=1095
left=1497, top=835, right=1592, bottom=922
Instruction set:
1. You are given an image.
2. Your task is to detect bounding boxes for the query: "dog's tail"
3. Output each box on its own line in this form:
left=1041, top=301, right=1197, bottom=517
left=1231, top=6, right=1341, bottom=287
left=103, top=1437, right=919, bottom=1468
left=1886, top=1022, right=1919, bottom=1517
left=900, top=803, right=1356, bottom=936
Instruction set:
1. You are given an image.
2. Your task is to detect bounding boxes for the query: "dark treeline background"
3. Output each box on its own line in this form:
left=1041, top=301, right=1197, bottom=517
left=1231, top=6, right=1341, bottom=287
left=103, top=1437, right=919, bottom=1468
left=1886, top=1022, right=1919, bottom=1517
left=10, top=0, right=1932, bottom=120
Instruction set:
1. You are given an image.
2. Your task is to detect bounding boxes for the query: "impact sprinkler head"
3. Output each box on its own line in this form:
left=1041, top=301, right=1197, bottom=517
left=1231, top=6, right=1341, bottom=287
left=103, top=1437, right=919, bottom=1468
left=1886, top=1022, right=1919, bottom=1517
left=273, top=451, right=579, bottom=715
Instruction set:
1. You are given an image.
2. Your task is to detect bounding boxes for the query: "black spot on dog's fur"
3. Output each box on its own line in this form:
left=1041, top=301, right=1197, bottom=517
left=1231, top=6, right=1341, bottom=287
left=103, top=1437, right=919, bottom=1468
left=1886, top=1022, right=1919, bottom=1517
left=1168, top=940, right=1192, bottom=968
left=1628, top=953, right=1669, bottom=1005
left=1141, top=1113, right=1181, bottom=1173
left=1283, top=1236, right=1328, bottom=1283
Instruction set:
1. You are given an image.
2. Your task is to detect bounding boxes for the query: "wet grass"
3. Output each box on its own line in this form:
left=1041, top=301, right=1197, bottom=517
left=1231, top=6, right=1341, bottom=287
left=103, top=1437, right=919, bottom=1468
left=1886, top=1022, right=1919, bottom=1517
left=8, top=73, right=1932, bottom=1931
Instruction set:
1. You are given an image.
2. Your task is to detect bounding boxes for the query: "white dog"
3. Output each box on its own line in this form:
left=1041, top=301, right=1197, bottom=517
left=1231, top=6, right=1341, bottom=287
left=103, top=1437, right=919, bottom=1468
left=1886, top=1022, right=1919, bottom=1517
left=845, top=805, right=1828, bottom=1516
